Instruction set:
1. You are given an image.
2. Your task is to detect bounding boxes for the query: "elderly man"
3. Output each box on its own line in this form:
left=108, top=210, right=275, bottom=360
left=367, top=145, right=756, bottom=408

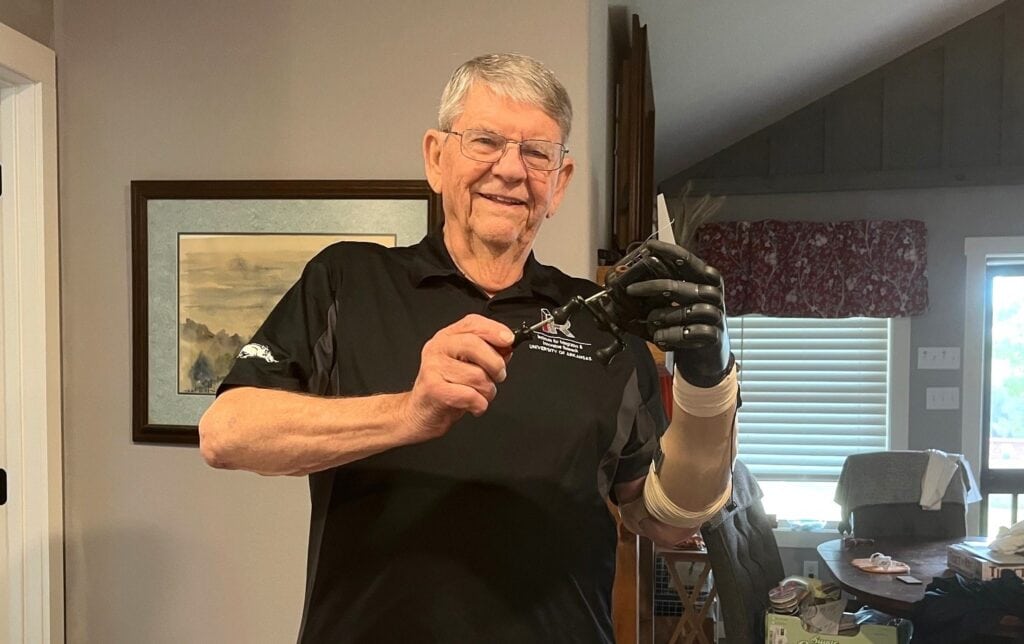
left=200, top=53, right=737, bottom=643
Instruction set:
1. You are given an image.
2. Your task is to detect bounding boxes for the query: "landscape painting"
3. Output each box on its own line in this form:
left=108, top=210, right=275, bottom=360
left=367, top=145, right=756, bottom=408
left=177, top=233, right=395, bottom=394
left=132, top=179, right=440, bottom=444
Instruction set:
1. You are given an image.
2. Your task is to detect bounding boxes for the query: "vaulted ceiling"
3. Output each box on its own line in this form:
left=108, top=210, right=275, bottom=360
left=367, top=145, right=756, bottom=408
left=634, top=0, right=1005, bottom=184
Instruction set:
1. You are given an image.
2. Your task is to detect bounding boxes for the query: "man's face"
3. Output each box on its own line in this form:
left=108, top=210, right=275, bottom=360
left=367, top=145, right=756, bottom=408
left=423, top=83, right=574, bottom=254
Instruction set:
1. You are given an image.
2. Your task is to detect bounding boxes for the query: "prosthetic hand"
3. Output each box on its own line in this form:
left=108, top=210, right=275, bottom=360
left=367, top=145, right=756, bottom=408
left=607, top=240, right=738, bottom=532
left=608, top=239, right=733, bottom=388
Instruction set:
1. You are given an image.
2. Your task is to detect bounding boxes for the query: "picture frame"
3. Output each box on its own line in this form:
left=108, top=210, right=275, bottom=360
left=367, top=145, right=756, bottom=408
left=131, top=180, right=442, bottom=445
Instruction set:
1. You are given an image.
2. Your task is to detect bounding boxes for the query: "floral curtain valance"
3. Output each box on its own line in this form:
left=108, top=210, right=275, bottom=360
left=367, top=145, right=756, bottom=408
left=695, top=219, right=928, bottom=318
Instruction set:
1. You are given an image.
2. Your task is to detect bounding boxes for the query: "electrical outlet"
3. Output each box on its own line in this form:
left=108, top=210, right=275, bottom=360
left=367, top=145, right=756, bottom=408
left=802, top=560, right=819, bottom=579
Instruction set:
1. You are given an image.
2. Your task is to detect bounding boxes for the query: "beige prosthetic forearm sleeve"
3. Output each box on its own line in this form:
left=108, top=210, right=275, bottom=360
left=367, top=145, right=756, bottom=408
left=637, top=365, right=738, bottom=529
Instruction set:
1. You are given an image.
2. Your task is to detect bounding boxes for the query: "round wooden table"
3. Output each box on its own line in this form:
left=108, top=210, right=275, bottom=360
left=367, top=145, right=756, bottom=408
left=816, top=537, right=972, bottom=617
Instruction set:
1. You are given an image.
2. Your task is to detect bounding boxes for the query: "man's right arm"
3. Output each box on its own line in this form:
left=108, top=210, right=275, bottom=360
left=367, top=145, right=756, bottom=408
left=200, top=388, right=418, bottom=476
left=199, top=314, right=514, bottom=476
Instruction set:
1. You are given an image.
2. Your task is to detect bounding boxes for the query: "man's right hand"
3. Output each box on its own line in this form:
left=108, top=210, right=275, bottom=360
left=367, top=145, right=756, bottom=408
left=398, top=314, right=514, bottom=441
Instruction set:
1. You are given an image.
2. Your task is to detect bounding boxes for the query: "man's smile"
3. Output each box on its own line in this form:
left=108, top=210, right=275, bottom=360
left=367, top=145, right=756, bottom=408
left=478, top=192, right=527, bottom=207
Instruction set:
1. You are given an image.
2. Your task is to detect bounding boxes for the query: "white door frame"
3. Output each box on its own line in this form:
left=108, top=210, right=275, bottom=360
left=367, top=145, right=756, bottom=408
left=0, top=21, right=64, bottom=643
left=962, top=236, right=1024, bottom=536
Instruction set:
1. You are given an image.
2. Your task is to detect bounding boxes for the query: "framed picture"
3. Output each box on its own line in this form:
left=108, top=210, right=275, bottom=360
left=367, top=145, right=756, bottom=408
left=131, top=180, right=442, bottom=445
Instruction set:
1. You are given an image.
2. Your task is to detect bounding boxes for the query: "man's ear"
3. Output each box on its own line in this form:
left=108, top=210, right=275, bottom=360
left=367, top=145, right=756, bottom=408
left=423, top=129, right=445, bottom=194
left=546, top=156, right=575, bottom=217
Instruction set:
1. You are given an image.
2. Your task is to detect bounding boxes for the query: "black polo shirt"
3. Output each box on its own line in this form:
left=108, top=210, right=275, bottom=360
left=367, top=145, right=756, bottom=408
left=220, top=230, right=666, bottom=643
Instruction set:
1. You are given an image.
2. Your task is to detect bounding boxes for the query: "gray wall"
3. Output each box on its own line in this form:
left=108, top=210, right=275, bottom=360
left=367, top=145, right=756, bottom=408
left=0, top=0, right=53, bottom=47
left=54, top=1, right=603, bottom=641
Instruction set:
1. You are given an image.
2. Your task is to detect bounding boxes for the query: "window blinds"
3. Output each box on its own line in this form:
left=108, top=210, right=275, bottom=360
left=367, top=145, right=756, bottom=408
left=730, top=316, right=890, bottom=481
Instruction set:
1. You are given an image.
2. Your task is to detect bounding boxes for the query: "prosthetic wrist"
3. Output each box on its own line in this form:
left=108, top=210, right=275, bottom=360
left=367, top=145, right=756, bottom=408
left=620, top=364, right=738, bottom=533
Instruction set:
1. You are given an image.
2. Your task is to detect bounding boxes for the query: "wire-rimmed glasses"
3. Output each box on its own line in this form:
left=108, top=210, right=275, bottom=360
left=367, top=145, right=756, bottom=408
left=444, top=129, right=568, bottom=171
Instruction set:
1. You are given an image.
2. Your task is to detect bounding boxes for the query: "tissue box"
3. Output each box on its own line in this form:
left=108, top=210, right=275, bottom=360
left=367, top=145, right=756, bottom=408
left=947, top=542, right=1024, bottom=581
left=765, top=613, right=898, bottom=644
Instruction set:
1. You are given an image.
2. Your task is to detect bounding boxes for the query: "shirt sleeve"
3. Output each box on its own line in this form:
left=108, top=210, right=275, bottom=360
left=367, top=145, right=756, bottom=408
left=217, top=255, right=336, bottom=396
left=607, top=335, right=669, bottom=500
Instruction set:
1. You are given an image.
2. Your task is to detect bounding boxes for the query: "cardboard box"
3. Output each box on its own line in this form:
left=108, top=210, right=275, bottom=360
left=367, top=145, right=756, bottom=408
left=947, top=542, right=1024, bottom=581
left=765, top=613, right=898, bottom=644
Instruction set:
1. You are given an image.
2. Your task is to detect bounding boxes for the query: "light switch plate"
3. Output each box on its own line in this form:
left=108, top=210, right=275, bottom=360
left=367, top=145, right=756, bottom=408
left=926, top=387, right=960, bottom=410
left=918, top=347, right=961, bottom=370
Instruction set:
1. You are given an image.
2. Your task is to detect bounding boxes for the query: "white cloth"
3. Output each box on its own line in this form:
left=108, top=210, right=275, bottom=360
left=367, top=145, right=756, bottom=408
left=672, top=363, right=738, bottom=417
left=643, top=472, right=733, bottom=528
left=920, top=449, right=960, bottom=510
left=959, top=455, right=983, bottom=504
left=990, top=519, right=1024, bottom=554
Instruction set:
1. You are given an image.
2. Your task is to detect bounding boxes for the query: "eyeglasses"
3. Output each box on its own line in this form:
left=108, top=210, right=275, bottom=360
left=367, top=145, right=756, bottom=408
left=444, top=129, right=568, bottom=171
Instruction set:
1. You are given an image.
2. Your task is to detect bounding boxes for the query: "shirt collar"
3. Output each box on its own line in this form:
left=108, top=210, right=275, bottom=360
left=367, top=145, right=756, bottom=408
left=408, top=228, right=565, bottom=304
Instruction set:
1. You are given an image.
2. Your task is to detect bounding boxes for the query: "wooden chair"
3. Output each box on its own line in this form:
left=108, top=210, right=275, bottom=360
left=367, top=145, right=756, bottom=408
left=837, top=451, right=971, bottom=539
left=852, top=502, right=966, bottom=539
left=657, top=546, right=717, bottom=644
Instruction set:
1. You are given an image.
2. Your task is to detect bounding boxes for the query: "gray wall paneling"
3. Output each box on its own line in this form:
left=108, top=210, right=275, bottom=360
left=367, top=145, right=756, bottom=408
left=826, top=76, right=884, bottom=174
left=1002, top=1, right=1024, bottom=164
left=662, top=0, right=1024, bottom=196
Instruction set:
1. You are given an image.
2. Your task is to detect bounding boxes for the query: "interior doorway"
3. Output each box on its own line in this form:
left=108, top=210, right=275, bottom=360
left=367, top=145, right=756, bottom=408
left=0, top=22, right=64, bottom=643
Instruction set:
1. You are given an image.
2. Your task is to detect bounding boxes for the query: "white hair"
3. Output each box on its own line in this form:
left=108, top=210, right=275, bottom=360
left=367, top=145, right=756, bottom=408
left=438, top=53, right=573, bottom=141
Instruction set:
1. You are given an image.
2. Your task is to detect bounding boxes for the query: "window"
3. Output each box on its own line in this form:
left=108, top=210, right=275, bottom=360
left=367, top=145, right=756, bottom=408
left=981, top=265, right=1024, bottom=536
left=729, top=316, right=899, bottom=524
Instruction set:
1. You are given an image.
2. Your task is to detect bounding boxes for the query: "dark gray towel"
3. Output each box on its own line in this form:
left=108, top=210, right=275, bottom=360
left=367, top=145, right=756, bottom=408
left=833, top=451, right=977, bottom=529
